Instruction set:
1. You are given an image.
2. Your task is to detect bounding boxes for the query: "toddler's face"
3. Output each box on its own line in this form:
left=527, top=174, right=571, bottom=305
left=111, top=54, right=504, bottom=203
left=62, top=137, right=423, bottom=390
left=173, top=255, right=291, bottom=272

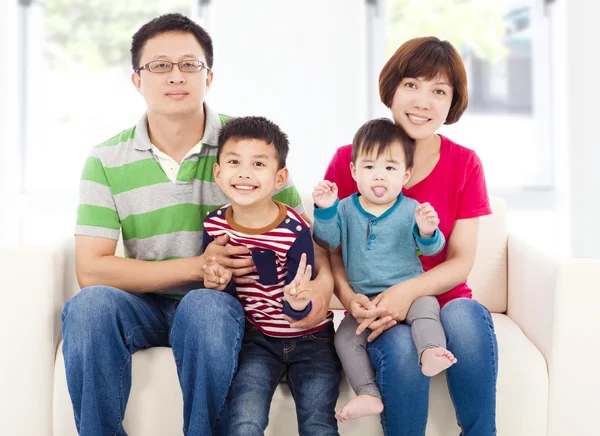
left=351, top=141, right=412, bottom=207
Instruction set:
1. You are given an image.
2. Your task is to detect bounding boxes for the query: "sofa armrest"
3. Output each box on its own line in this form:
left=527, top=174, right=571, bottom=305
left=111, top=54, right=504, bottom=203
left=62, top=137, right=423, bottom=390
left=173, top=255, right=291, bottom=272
left=507, top=234, right=600, bottom=436
left=0, top=244, right=66, bottom=435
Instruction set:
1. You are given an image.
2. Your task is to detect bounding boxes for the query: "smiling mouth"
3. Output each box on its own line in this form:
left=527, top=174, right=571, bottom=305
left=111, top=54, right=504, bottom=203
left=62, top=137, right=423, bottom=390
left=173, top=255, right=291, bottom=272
left=407, top=114, right=430, bottom=123
left=232, top=184, right=258, bottom=192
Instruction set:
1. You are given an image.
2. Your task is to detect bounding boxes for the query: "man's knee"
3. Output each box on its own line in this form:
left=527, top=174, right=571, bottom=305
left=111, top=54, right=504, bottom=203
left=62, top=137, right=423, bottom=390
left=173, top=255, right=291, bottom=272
left=62, top=286, right=130, bottom=351
left=172, top=289, right=244, bottom=350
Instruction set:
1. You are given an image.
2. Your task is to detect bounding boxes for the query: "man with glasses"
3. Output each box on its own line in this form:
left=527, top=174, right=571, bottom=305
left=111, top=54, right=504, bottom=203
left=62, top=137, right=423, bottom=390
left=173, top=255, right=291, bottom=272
left=62, top=13, right=333, bottom=436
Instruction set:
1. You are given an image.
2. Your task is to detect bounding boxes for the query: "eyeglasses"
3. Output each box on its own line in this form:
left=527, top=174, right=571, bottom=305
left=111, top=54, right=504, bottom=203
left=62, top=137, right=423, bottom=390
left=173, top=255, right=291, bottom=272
left=134, top=60, right=210, bottom=74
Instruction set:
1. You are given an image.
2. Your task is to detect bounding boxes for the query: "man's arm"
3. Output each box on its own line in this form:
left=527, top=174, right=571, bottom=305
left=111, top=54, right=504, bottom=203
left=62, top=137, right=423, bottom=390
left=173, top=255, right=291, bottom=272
left=76, top=234, right=254, bottom=293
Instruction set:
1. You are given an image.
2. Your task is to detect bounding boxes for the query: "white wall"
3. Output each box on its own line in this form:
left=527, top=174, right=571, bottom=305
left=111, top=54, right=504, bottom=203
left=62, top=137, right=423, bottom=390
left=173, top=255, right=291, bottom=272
left=206, top=0, right=385, bottom=192
left=0, top=0, right=21, bottom=246
left=552, top=1, right=600, bottom=258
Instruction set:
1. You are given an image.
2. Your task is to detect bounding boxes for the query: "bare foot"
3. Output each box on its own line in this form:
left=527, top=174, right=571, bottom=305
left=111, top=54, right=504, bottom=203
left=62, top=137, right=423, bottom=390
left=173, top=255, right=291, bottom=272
left=421, top=347, right=457, bottom=377
left=336, top=395, right=384, bottom=422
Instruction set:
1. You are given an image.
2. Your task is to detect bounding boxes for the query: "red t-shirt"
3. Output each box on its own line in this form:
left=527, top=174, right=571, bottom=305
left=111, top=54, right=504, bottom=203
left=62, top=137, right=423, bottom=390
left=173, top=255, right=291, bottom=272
left=323, top=134, right=491, bottom=307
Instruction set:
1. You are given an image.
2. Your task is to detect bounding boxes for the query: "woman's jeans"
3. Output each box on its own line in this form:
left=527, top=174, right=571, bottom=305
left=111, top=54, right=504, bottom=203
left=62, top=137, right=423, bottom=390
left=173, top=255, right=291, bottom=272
left=368, top=298, right=498, bottom=436
left=61, top=286, right=245, bottom=436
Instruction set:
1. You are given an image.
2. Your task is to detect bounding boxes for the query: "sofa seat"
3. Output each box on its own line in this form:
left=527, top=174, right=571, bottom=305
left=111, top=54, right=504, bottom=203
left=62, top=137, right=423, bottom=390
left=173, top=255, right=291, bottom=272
left=53, top=313, right=547, bottom=436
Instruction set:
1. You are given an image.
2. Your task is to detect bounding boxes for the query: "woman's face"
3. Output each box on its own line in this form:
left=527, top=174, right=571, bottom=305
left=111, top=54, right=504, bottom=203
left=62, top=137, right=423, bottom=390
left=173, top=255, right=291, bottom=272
left=390, top=76, right=454, bottom=141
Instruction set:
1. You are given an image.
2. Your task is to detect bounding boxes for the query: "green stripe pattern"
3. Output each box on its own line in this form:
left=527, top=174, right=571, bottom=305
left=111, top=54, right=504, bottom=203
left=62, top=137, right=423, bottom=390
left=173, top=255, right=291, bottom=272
left=76, top=111, right=302, bottom=266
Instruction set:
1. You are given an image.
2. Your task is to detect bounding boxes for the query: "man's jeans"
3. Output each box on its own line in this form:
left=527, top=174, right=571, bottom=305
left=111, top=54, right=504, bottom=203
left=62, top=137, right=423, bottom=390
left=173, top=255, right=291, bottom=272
left=229, top=323, right=341, bottom=436
left=61, top=286, right=245, bottom=436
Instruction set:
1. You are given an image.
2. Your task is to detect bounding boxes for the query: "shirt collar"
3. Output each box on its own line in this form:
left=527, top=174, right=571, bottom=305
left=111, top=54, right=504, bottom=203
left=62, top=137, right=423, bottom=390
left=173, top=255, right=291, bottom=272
left=133, top=103, right=221, bottom=152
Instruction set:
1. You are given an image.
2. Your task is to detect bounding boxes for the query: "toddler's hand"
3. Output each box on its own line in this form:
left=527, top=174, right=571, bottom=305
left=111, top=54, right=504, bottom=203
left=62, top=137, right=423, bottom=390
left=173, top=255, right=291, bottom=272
left=202, top=256, right=233, bottom=291
left=415, top=202, right=439, bottom=238
left=312, top=180, right=338, bottom=209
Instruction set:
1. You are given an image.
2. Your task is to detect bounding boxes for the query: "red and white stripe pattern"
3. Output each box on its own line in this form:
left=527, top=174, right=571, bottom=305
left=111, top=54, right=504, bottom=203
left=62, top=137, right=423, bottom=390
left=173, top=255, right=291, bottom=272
left=204, top=205, right=333, bottom=337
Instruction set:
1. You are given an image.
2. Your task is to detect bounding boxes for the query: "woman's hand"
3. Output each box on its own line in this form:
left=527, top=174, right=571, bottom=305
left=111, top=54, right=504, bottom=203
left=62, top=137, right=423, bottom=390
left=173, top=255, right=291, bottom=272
left=358, top=281, right=419, bottom=342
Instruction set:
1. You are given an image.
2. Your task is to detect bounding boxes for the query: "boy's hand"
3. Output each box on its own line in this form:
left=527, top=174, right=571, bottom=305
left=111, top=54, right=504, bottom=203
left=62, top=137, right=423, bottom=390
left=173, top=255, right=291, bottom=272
left=312, top=180, right=338, bottom=209
left=283, top=253, right=313, bottom=312
left=202, top=256, right=233, bottom=291
left=415, top=202, right=439, bottom=238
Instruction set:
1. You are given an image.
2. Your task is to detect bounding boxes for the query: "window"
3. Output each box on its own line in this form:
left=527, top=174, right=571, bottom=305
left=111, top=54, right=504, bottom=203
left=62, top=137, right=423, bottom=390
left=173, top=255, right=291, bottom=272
left=385, top=0, right=553, bottom=196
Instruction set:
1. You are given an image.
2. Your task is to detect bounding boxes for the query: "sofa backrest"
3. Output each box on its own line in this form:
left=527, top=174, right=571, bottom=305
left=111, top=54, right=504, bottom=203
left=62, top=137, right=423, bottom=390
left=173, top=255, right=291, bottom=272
left=300, top=194, right=508, bottom=314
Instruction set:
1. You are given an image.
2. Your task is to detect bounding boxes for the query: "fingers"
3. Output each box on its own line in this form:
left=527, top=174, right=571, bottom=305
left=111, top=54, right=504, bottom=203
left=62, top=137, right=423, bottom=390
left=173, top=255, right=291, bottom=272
left=221, top=256, right=254, bottom=270
left=212, top=234, right=229, bottom=246
left=296, top=253, right=307, bottom=277
left=368, top=319, right=397, bottom=342
left=363, top=315, right=393, bottom=332
left=352, top=305, right=385, bottom=320
left=230, top=265, right=256, bottom=277
left=302, top=264, right=312, bottom=282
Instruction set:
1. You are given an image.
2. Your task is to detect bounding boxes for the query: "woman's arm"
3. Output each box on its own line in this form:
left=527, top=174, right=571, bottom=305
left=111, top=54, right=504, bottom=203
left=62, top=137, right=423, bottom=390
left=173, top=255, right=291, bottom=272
left=365, top=217, right=479, bottom=340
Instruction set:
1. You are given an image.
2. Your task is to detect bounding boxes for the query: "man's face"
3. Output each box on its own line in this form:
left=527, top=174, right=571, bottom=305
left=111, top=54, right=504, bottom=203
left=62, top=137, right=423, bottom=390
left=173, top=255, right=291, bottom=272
left=214, top=138, right=288, bottom=208
left=132, top=31, right=213, bottom=118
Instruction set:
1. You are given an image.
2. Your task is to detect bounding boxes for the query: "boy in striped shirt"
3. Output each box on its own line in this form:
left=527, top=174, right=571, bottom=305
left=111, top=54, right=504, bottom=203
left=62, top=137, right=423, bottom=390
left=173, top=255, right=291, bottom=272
left=202, top=116, right=341, bottom=435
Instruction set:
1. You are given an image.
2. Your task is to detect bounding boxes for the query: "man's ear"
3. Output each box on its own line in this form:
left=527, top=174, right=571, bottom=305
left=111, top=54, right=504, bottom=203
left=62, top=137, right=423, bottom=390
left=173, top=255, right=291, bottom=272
left=205, top=70, right=214, bottom=94
left=275, top=167, right=289, bottom=189
left=350, top=162, right=358, bottom=182
left=131, top=72, right=142, bottom=95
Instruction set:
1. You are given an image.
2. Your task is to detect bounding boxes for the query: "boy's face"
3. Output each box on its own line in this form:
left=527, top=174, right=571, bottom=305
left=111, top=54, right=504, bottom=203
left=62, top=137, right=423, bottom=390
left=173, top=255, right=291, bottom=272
left=351, top=141, right=413, bottom=207
left=132, top=31, right=213, bottom=118
left=214, top=138, right=288, bottom=208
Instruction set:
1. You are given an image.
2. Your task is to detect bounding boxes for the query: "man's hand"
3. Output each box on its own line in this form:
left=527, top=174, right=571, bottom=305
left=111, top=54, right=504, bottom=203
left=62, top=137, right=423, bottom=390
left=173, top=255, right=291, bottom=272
left=312, top=180, right=338, bottom=209
left=203, top=234, right=256, bottom=284
left=201, top=257, right=233, bottom=291
left=415, top=202, right=439, bottom=238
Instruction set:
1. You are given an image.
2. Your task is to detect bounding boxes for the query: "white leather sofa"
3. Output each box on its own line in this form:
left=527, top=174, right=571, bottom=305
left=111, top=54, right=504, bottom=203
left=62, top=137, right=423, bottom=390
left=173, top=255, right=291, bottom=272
left=1, top=197, right=598, bottom=436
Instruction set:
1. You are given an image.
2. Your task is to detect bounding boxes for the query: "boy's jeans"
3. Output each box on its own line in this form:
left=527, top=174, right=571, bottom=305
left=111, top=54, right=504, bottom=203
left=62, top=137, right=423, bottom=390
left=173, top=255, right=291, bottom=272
left=62, top=286, right=245, bottom=436
left=229, top=323, right=341, bottom=436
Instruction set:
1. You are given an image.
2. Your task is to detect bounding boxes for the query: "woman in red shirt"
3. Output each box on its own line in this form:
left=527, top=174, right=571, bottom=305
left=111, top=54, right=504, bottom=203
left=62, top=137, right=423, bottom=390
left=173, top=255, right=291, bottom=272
left=325, top=37, right=497, bottom=435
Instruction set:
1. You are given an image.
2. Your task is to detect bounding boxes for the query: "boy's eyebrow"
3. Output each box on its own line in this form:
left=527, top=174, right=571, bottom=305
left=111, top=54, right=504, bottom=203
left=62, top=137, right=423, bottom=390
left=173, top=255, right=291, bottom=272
left=222, top=151, right=271, bottom=160
left=385, top=159, right=401, bottom=164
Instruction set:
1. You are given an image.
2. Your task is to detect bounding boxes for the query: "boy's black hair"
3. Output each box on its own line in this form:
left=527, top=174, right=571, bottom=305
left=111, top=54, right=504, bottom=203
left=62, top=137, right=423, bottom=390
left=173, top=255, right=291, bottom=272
left=131, top=13, right=214, bottom=71
left=217, top=116, right=289, bottom=169
left=351, top=118, right=415, bottom=168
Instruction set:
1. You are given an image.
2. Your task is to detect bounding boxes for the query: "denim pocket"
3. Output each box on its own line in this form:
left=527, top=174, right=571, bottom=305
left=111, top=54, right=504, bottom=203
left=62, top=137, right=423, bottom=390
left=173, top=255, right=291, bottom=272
left=304, top=325, right=335, bottom=343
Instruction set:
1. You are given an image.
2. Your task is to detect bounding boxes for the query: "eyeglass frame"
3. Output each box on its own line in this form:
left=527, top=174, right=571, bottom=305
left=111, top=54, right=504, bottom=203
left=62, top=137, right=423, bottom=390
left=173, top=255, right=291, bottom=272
left=134, top=59, right=211, bottom=74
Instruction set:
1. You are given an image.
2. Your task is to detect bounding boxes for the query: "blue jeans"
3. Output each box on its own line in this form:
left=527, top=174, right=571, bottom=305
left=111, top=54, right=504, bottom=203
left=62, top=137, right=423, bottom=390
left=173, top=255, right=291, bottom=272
left=62, top=286, right=245, bottom=436
left=229, top=323, right=341, bottom=436
left=368, top=298, right=498, bottom=436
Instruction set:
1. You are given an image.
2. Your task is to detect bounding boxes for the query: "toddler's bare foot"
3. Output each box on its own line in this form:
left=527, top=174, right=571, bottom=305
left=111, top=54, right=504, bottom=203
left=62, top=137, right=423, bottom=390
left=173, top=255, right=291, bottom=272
left=421, top=347, right=457, bottom=377
left=336, top=395, right=384, bottom=422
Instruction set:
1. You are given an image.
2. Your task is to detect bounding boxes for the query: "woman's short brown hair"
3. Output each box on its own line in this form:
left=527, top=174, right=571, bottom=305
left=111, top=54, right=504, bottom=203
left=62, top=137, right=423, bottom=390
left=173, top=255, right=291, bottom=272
left=379, top=36, right=468, bottom=125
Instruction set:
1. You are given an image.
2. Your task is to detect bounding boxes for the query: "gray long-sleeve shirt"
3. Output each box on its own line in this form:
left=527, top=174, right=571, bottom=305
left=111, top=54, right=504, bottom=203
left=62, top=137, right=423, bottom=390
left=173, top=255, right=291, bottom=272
left=313, top=193, right=445, bottom=296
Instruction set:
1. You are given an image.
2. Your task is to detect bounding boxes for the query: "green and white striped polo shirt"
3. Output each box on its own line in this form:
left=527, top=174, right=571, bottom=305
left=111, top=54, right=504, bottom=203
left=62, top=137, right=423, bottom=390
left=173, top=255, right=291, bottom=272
left=76, top=104, right=304, bottom=295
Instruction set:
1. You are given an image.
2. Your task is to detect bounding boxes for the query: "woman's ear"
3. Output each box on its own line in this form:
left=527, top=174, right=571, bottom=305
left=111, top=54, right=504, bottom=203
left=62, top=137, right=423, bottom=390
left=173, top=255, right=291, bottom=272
left=275, top=167, right=289, bottom=189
